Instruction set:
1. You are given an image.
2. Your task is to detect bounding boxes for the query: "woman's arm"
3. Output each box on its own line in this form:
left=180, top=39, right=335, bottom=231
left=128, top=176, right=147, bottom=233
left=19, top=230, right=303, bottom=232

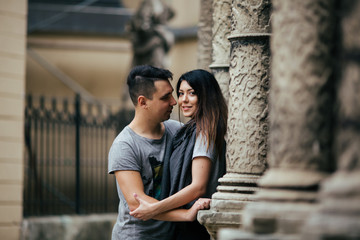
left=116, top=169, right=210, bottom=222
left=132, top=194, right=211, bottom=222
left=130, top=156, right=212, bottom=220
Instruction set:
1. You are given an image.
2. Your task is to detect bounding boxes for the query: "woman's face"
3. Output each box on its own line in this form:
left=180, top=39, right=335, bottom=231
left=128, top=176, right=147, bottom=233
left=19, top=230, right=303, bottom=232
left=178, top=80, right=198, bottom=118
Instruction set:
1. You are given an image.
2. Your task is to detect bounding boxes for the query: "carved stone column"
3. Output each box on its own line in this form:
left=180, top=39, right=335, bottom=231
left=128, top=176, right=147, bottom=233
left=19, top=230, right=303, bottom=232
left=236, top=0, right=337, bottom=237
left=209, top=0, right=231, bottom=102
left=197, top=0, right=213, bottom=71
left=302, top=1, right=360, bottom=239
left=198, top=1, right=271, bottom=239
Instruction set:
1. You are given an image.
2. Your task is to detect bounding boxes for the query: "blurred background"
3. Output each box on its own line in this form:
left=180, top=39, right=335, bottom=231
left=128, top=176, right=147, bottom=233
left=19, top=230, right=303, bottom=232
left=4, top=0, right=200, bottom=239
left=5, top=1, right=359, bottom=240
left=23, top=0, right=202, bottom=217
left=1, top=1, right=202, bottom=239
left=27, top=0, right=200, bottom=112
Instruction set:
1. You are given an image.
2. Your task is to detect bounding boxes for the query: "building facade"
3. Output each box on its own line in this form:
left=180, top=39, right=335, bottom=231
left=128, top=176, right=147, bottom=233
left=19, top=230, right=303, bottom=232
left=0, top=1, right=27, bottom=239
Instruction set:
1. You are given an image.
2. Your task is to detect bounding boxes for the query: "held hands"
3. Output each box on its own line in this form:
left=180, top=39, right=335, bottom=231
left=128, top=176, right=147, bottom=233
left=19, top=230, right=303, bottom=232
left=129, top=193, right=157, bottom=221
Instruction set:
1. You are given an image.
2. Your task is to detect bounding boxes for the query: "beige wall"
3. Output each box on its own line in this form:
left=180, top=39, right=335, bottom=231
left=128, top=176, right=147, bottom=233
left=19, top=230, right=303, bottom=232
left=26, top=0, right=200, bottom=112
left=26, top=35, right=198, bottom=112
left=0, top=1, right=27, bottom=240
left=26, top=36, right=133, bottom=110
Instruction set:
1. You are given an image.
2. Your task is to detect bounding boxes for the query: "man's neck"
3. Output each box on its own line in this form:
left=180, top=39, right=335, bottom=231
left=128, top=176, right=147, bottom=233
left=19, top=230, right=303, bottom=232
left=129, top=113, right=165, bottom=140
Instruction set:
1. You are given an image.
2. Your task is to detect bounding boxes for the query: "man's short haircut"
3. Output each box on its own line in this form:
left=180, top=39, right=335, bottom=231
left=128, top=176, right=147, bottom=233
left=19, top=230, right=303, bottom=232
left=127, top=65, right=173, bottom=105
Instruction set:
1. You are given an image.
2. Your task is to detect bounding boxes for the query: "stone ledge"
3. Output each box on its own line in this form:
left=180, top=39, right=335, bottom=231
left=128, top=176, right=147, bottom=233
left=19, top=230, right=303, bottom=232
left=21, top=213, right=117, bottom=240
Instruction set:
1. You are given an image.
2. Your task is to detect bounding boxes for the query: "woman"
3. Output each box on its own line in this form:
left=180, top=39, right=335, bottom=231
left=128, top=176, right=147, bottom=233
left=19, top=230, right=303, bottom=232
left=131, top=69, right=228, bottom=239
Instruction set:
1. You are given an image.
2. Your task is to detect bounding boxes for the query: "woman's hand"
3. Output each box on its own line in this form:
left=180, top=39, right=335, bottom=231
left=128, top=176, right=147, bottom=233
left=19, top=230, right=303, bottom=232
left=129, top=193, right=158, bottom=221
left=186, top=198, right=211, bottom=221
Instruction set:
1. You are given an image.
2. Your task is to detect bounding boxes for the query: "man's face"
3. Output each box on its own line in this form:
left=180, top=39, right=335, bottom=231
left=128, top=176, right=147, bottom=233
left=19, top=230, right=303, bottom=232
left=146, top=80, right=177, bottom=122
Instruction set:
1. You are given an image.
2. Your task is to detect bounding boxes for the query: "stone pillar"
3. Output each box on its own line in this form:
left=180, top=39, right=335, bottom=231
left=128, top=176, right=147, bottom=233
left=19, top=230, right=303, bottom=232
left=238, top=0, right=337, bottom=237
left=209, top=0, right=231, bottom=102
left=302, top=1, right=360, bottom=239
left=197, top=0, right=213, bottom=71
left=198, top=1, right=271, bottom=239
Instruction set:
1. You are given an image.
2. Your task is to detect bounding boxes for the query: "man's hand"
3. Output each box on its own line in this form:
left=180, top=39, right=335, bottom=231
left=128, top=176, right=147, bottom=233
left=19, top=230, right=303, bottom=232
left=129, top=193, right=158, bottom=221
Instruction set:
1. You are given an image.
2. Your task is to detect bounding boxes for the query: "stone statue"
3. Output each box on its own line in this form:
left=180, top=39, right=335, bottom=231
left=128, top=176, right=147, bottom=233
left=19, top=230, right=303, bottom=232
left=127, top=0, right=175, bottom=68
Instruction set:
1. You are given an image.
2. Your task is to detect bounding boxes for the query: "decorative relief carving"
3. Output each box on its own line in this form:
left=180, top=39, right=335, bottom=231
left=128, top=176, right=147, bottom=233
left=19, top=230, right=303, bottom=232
left=302, top=2, right=360, bottom=239
left=213, top=68, right=230, bottom=103
left=198, top=0, right=271, bottom=236
left=212, top=0, right=232, bottom=65
left=197, top=0, right=213, bottom=70
left=268, top=0, right=335, bottom=170
left=226, top=38, right=270, bottom=173
left=231, top=0, right=271, bottom=35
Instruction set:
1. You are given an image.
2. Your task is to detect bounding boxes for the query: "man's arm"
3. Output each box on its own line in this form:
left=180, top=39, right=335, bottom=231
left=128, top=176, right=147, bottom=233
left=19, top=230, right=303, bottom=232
left=115, top=170, right=157, bottom=211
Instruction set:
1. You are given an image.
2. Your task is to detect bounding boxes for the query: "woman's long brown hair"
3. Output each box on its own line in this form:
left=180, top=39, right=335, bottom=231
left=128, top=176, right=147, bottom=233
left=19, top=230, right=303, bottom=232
left=177, top=69, right=228, bottom=156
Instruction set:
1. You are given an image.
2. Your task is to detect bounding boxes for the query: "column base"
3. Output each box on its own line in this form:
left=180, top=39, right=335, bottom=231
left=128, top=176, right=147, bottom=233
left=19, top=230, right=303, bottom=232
left=242, top=201, right=318, bottom=235
left=198, top=210, right=242, bottom=239
left=301, top=170, right=360, bottom=240
left=231, top=168, right=327, bottom=239
left=303, top=213, right=360, bottom=240
left=197, top=173, right=261, bottom=239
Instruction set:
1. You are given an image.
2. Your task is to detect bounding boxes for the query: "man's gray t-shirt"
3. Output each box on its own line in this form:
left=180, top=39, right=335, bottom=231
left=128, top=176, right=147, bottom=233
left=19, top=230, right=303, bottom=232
left=108, top=119, right=181, bottom=240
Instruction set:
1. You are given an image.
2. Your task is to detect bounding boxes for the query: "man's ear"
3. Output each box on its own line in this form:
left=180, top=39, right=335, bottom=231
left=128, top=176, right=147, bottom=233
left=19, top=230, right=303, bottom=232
left=138, top=96, right=147, bottom=109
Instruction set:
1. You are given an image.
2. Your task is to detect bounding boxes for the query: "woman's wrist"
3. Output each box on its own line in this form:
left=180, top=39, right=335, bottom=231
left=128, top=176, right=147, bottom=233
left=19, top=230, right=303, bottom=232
left=152, top=201, right=163, bottom=216
left=187, top=208, right=197, bottom=222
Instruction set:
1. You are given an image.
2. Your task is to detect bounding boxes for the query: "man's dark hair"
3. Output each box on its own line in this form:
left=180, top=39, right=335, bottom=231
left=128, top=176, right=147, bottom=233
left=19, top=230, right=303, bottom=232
left=127, top=65, right=173, bottom=105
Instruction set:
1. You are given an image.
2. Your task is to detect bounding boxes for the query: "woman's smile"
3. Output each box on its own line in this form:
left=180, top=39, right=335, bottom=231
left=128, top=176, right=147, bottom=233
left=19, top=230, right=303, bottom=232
left=178, top=81, right=198, bottom=118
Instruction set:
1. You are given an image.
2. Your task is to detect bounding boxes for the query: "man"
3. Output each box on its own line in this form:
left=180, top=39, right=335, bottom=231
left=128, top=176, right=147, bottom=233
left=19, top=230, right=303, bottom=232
left=108, top=65, right=201, bottom=240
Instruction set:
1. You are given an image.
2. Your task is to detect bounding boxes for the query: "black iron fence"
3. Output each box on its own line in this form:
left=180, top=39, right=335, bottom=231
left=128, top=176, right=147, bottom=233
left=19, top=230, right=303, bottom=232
left=24, top=94, right=133, bottom=216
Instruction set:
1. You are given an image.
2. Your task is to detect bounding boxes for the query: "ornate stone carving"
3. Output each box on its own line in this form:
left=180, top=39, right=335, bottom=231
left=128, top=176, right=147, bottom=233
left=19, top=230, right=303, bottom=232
left=197, top=0, right=213, bottom=71
left=302, top=1, right=360, bottom=239
left=226, top=37, right=270, bottom=174
left=231, top=0, right=271, bottom=34
left=199, top=1, right=271, bottom=239
left=212, top=0, right=232, bottom=66
left=268, top=0, right=336, bottom=172
left=237, top=0, right=337, bottom=238
left=210, top=0, right=231, bottom=103
left=212, top=68, right=230, bottom=103
left=225, top=0, right=271, bottom=175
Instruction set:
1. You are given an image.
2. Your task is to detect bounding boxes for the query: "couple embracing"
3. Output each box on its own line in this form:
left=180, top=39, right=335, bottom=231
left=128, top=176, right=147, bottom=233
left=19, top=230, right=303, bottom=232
left=108, top=65, right=228, bottom=240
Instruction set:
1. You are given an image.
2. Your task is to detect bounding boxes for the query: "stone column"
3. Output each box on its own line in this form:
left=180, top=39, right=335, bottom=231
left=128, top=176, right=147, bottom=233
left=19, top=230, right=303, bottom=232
left=238, top=0, right=337, bottom=237
left=302, top=1, right=360, bottom=239
left=197, top=0, right=213, bottom=71
left=198, top=1, right=271, bottom=239
left=209, top=0, right=232, bottom=102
